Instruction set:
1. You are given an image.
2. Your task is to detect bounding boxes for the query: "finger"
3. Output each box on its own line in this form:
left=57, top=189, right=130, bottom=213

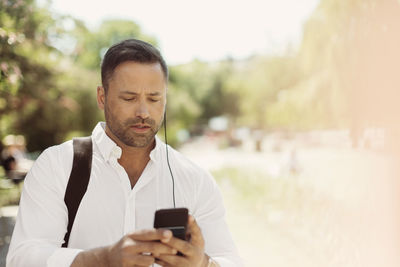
left=128, top=228, right=172, bottom=242
left=137, top=241, right=178, bottom=255
left=124, top=254, right=155, bottom=266
left=122, top=240, right=177, bottom=255
left=155, top=259, right=170, bottom=267
left=161, top=236, right=194, bottom=256
left=187, top=215, right=204, bottom=247
left=150, top=246, right=178, bottom=258
left=157, top=254, right=190, bottom=266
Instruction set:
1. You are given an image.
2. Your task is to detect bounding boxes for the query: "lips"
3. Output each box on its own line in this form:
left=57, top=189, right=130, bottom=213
left=132, top=124, right=150, bottom=128
left=131, top=124, right=151, bottom=133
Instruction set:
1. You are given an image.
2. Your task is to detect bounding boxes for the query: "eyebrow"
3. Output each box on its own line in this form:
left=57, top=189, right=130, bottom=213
left=120, top=91, right=162, bottom=96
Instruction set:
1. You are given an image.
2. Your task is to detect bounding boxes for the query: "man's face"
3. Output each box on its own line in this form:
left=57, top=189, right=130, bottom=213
left=97, top=61, right=167, bottom=148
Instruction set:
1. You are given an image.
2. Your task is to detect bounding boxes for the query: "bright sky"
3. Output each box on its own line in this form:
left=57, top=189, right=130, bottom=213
left=44, top=0, right=320, bottom=65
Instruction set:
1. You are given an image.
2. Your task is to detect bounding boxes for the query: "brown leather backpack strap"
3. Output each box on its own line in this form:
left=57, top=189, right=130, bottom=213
left=62, top=136, right=92, bottom=248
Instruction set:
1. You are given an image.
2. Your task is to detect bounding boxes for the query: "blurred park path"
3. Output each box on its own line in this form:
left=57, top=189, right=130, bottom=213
left=0, top=206, right=18, bottom=267
left=181, top=134, right=399, bottom=267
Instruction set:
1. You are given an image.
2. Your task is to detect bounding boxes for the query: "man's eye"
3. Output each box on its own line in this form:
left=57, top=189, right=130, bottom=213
left=150, top=98, right=160, bottom=102
left=123, top=98, right=135, bottom=101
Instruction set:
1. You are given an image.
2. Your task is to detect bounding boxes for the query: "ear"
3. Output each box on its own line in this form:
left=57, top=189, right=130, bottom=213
left=97, top=86, right=105, bottom=110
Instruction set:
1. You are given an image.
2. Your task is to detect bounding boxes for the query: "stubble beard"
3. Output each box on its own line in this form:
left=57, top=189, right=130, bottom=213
left=104, top=104, right=163, bottom=148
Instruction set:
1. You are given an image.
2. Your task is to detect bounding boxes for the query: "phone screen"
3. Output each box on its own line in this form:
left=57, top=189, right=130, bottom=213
left=154, top=208, right=188, bottom=240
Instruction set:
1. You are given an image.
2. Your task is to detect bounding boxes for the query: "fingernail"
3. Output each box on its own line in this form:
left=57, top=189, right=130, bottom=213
left=172, top=249, right=177, bottom=254
left=163, top=230, right=172, bottom=238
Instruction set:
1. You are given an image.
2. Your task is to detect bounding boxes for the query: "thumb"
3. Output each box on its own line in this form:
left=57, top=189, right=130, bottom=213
left=187, top=215, right=204, bottom=248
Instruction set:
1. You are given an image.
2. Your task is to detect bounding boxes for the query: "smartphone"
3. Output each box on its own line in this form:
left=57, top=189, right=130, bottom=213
left=154, top=208, right=188, bottom=240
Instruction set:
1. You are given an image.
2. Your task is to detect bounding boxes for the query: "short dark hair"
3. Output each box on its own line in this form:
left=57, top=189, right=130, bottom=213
left=101, top=39, right=168, bottom=92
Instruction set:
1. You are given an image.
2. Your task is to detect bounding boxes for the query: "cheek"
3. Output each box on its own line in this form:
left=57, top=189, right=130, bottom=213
left=151, top=103, right=166, bottom=117
left=109, top=99, right=130, bottom=113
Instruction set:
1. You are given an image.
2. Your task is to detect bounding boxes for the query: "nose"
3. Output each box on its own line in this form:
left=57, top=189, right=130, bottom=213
left=135, top=100, right=150, bottom=120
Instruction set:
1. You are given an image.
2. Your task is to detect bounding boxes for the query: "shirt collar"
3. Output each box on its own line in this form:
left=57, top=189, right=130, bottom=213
left=92, top=122, right=163, bottom=162
left=150, top=135, right=163, bottom=162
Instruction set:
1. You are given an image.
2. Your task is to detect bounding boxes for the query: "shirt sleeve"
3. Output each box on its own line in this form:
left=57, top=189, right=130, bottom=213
left=6, top=145, right=83, bottom=267
left=193, top=171, right=244, bottom=267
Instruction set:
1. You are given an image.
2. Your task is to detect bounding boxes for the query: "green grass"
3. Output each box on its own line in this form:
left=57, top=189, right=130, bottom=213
left=212, top=167, right=364, bottom=267
left=212, top=167, right=317, bottom=213
left=212, top=167, right=354, bottom=232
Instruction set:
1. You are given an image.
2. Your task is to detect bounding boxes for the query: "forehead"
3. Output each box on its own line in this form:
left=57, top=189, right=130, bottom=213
left=109, top=61, right=167, bottom=92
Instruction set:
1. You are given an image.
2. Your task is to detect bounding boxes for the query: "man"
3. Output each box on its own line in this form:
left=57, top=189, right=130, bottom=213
left=6, top=39, right=242, bottom=267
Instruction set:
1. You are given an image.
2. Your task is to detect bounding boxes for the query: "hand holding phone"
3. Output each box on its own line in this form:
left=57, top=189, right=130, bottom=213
left=153, top=211, right=212, bottom=266
left=154, top=208, right=188, bottom=240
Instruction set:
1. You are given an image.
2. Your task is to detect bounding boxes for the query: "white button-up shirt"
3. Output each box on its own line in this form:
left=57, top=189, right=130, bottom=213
left=7, top=122, right=242, bottom=267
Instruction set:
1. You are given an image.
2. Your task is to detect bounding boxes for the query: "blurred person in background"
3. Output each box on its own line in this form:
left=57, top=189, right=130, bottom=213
left=1, top=135, right=33, bottom=184
left=6, top=39, right=241, bottom=267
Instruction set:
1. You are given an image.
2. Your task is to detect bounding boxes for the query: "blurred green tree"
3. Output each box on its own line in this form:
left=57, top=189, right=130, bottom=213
left=69, top=19, right=158, bottom=70
left=0, top=0, right=78, bottom=151
left=299, top=0, right=400, bottom=129
left=168, top=59, right=240, bottom=137
left=1, top=2, right=162, bottom=152
left=224, top=55, right=302, bottom=130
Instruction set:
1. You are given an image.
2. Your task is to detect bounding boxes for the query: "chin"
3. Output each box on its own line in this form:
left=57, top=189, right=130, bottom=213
left=125, top=135, right=154, bottom=148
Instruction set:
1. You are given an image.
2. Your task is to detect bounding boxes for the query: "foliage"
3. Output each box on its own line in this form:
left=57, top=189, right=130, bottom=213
left=168, top=59, right=240, bottom=133
left=69, top=19, right=158, bottom=70
left=0, top=2, right=159, bottom=151
left=226, top=55, right=302, bottom=129
left=2, top=0, right=399, bottom=152
left=0, top=0, right=79, bottom=151
left=298, top=0, right=400, bottom=130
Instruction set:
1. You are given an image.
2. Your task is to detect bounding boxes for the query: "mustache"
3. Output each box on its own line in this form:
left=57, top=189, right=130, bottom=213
left=125, top=117, right=156, bottom=127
